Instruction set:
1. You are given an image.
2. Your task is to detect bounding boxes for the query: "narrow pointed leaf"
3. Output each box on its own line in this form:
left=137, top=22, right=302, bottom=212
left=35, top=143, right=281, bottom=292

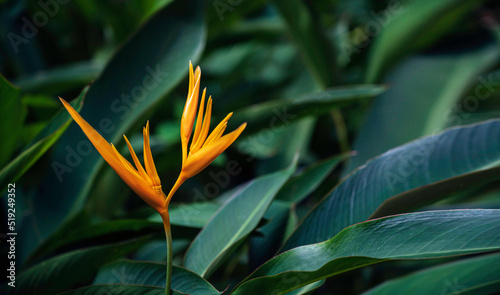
left=232, top=85, right=385, bottom=136
left=184, top=163, right=296, bottom=277
left=0, top=88, right=86, bottom=194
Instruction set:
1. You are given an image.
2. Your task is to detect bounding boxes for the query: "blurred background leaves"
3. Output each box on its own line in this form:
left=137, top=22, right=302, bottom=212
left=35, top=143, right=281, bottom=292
left=1, top=0, right=500, bottom=294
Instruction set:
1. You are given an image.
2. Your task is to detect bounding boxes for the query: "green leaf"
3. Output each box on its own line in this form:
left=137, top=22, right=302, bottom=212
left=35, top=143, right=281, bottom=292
left=366, top=0, right=483, bottom=82
left=287, top=280, right=325, bottom=295
left=25, top=219, right=162, bottom=266
left=369, top=164, right=500, bottom=219
left=348, top=42, right=499, bottom=173
left=272, top=0, right=338, bottom=87
left=276, top=154, right=347, bottom=204
left=233, top=210, right=500, bottom=294
left=26, top=0, right=206, bottom=259
left=5, top=238, right=149, bottom=295
left=14, top=61, right=104, bottom=95
left=0, top=74, right=23, bottom=167
left=250, top=155, right=346, bottom=266
left=184, top=162, right=296, bottom=277
left=93, top=260, right=220, bottom=295
left=232, top=85, right=385, bottom=137
left=283, top=120, right=500, bottom=251
left=362, top=252, right=500, bottom=295
left=149, top=202, right=221, bottom=229
left=0, top=88, right=86, bottom=194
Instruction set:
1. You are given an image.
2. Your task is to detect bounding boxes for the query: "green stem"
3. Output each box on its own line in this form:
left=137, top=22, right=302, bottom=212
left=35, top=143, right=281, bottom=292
left=161, top=211, right=173, bottom=295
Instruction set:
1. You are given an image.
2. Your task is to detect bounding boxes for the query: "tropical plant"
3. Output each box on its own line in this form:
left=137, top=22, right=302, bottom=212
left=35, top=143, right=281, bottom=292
left=1, top=0, right=500, bottom=294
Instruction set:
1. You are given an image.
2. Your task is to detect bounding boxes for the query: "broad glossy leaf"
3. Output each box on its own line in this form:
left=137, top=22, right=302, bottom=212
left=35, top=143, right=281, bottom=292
left=232, top=85, right=385, bottom=136
left=283, top=120, right=500, bottom=251
left=93, top=260, right=220, bottom=295
left=0, top=88, right=86, bottom=194
left=6, top=238, right=148, bottom=295
left=370, top=165, right=500, bottom=219
left=25, top=0, right=206, bottom=260
left=233, top=210, right=500, bottom=294
left=366, top=0, right=483, bottom=82
left=348, top=42, right=499, bottom=173
left=0, top=74, right=23, bottom=167
left=363, top=252, right=500, bottom=295
left=184, top=163, right=295, bottom=277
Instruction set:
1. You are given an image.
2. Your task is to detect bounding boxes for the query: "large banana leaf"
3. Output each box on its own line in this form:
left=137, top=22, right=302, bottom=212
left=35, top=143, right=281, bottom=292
left=347, top=42, right=499, bottom=174
left=284, top=119, right=500, bottom=251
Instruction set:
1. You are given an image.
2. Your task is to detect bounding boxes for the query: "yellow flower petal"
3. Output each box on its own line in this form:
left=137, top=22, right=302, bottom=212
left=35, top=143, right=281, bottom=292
left=203, top=112, right=233, bottom=148
left=181, top=123, right=246, bottom=179
left=143, top=121, right=161, bottom=192
left=191, top=88, right=206, bottom=149
left=191, top=95, right=212, bottom=153
left=181, top=64, right=201, bottom=163
left=123, top=134, right=152, bottom=186
left=59, top=97, right=165, bottom=213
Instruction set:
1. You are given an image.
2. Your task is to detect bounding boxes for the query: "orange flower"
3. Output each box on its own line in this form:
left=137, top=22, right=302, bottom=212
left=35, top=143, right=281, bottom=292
left=59, top=62, right=245, bottom=213
left=59, top=98, right=166, bottom=213
left=166, top=62, right=246, bottom=204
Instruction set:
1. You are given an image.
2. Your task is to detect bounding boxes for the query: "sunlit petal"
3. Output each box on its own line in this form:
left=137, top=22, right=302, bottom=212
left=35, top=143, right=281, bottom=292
left=143, top=121, right=161, bottom=191
left=182, top=123, right=246, bottom=178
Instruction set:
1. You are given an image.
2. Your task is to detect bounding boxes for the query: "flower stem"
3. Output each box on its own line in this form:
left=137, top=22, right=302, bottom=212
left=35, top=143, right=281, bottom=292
left=161, top=211, right=173, bottom=295
left=165, top=175, right=185, bottom=207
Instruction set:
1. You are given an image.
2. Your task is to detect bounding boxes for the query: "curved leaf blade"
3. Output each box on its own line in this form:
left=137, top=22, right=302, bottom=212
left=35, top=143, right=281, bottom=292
left=232, top=85, right=385, bottom=136
left=366, top=0, right=483, bottom=82
left=0, top=74, right=22, bottom=167
left=363, top=252, right=500, bottom=295
left=5, top=238, right=149, bottom=295
left=233, top=210, right=500, bottom=294
left=283, top=120, right=500, bottom=251
left=0, top=88, right=86, bottom=194
left=93, top=260, right=220, bottom=295
left=348, top=42, right=499, bottom=174
left=184, top=163, right=295, bottom=277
